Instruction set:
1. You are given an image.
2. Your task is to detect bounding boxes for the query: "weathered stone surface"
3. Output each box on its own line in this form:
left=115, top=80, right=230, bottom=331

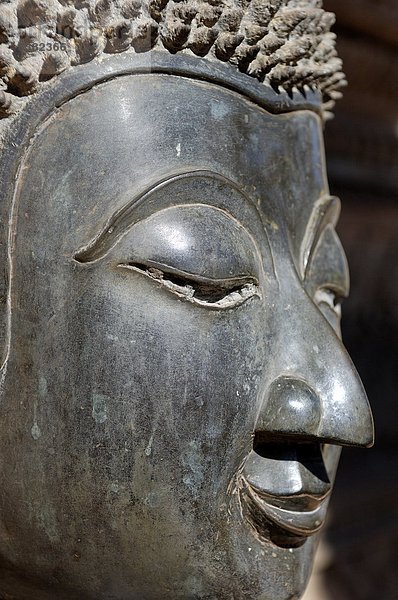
left=0, top=2, right=374, bottom=599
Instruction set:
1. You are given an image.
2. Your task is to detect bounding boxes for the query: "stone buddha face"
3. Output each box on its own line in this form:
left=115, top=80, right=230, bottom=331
left=0, top=72, right=373, bottom=599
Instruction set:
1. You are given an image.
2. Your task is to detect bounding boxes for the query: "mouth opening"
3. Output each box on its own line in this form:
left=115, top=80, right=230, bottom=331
left=253, top=432, right=330, bottom=484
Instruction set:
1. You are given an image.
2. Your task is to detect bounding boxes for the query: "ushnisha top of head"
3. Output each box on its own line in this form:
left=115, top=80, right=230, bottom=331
left=0, top=0, right=345, bottom=124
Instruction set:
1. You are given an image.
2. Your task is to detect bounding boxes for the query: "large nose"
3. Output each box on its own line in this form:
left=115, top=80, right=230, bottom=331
left=257, top=288, right=374, bottom=448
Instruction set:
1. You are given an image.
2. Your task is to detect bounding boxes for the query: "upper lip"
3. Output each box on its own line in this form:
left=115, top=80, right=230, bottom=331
left=239, top=441, right=333, bottom=538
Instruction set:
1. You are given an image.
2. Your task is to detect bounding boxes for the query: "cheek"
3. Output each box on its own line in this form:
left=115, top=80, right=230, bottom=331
left=73, top=269, right=269, bottom=490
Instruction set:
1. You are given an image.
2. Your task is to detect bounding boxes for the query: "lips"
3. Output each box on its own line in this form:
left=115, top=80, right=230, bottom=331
left=242, top=482, right=329, bottom=537
left=239, top=441, right=338, bottom=545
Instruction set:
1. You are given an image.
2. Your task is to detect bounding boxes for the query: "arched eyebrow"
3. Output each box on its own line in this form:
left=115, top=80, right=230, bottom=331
left=300, top=195, right=341, bottom=280
left=74, top=169, right=262, bottom=264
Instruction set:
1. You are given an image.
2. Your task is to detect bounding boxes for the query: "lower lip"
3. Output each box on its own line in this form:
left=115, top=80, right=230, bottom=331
left=240, top=477, right=329, bottom=538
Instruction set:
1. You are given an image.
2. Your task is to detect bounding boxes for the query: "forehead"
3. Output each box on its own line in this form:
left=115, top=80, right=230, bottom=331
left=16, top=73, right=328, bottom=257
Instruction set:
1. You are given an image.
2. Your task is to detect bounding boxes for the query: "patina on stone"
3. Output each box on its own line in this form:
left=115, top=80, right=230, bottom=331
left=0, top=1, right=373, bottom=599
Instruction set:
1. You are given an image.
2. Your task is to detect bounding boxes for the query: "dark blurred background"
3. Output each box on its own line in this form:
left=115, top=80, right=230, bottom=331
left=304, top=2, right=398, bottom=598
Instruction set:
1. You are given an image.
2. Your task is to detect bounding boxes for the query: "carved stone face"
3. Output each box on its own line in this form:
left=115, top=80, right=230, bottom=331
left=0, top=74, right=373, bottom=599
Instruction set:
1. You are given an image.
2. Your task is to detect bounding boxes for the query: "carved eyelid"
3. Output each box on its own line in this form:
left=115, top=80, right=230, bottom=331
left=103, top=201, right=261, bottom=286
left=74, top=170, right=265, bottom=265
left=73, top=170, right=263, bottom=308
left=119, top=261, right=260, bottom=309
left=121, top=259, right=259, bottom=286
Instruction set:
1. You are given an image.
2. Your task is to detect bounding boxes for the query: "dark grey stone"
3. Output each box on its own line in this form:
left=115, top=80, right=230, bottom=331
left=0, top=19, right=373, bottom=600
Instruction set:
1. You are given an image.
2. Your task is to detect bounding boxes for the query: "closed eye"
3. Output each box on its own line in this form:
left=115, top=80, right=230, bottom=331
left=118, top=261, right=260, bottom=310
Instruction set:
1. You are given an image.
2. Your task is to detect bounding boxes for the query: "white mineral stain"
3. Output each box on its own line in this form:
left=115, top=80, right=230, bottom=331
left=39, top=376, right=47, bottom=397
left=176, top=142, right=181, bottom=157
left=110, top=482, right=119, bottom=494
left=92, top=394, right=108, bottom=424
left=145, top=433, right=154, bottom=457
left=182, top=474, right=193, bottom=486
left=31, top=399, right=41, bottom=440
left=144, top=492, right=159, bottom=507
left=38, top=503, right=59, bottom=543
left=211, top=100, right=229, bottom=120
left=0, top=362, right=8, bottom=396
left=205, top=424, right=222, bottom=439
left=31, top=422, right=41, bottom=440
left=182, top=382, right=188, bottom=406
left=120, top=97, right=132, bottom=120
left=106, top=334, right=119, bottom=342
left=182, top=440, right=204, bottom=495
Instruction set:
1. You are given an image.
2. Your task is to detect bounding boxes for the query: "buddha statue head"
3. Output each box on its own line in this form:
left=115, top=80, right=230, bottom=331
left=0, top=1, right=374, bottom=599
